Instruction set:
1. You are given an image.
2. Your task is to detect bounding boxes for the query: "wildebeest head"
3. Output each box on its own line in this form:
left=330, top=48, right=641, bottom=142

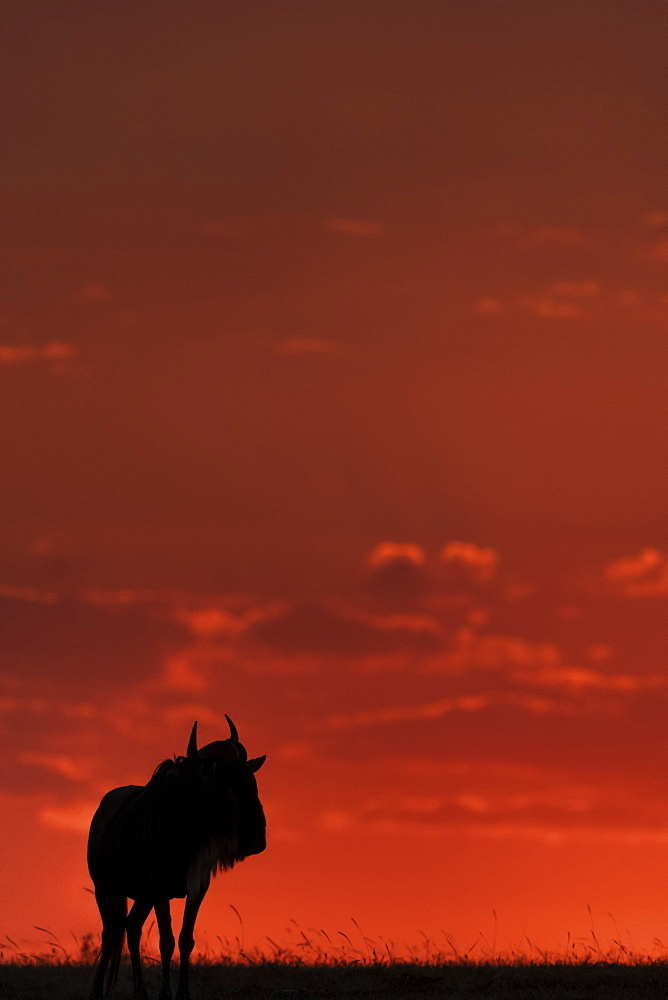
left=185, top=715, right=267, bottom=859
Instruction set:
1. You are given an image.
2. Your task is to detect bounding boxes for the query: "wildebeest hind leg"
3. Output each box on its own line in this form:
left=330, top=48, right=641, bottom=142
left=90, top=890, right=126, bottom=1000
left=126, top=898, right=153, bottom=1000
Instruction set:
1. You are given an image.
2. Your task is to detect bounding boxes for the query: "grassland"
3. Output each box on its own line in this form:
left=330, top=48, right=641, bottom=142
left=3, top=960, right=668, bottom=1000
left=4, top=924, right=668, bottom=999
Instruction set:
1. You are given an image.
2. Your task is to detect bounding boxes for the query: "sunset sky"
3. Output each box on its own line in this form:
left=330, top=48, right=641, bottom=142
left=2, top=0, right=668, bottom=959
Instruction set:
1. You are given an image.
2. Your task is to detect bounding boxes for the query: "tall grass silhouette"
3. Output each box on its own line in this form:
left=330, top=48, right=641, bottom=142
left=3, top=909, right=668, bottom=967
left=5, top=915, right=668, bottom=1000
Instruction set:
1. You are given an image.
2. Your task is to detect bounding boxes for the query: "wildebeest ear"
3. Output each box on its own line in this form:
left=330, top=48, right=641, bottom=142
left=247, top=755, right=266, bottom=773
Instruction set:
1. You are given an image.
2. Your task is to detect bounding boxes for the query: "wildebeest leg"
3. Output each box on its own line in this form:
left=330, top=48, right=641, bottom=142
left=155, top=898, right=175, bottom=1000
left=175, top=883, right=209, bottom=1000
left=126, top=898, right=153, bottom=1000
left=90, top=889, right=126, bottom=1000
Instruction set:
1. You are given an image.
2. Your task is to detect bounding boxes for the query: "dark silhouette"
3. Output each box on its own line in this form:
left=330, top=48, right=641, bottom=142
left=87, top=716, right=266, bottom=1000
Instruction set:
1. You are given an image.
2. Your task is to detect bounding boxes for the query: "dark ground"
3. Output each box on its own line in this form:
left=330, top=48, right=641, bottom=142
left=2, top=962, right=668, bottom=1000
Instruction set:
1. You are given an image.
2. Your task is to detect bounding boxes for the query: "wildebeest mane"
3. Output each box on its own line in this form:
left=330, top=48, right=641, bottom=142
left=144, top=755, right=242, bottom=874
left=90, top=755, right=240, bottom=902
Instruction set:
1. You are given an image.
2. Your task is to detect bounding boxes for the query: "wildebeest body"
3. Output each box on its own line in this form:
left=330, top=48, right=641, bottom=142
left=87, top=718, right=266, bottom=1000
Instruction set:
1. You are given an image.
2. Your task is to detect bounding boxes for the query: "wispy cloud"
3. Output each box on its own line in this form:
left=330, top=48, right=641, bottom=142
left=38, top=802, right=97, bottom=833
left=473, top=297, right=504, bottom=315
left=71, top=281, right=113, bottom=305
left=649, top=239, right=668, bottom=262
left=326, top=692, right=569, bottom=730
left=0, top=341, right=75, bottom=365
left=0, top=583, right=58, bottom=604
left=550, top=279, right=600, bottom=298
left=244, top=602, right=443, bottom=657
left=519, top=296, right=583, bottom=319
left=19, top=751, right=90, bottom=781
left=476, top=279, right=667, bottom=324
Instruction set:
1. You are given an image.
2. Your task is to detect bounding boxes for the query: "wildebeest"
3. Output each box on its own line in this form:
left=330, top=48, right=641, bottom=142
left=87, top=716, right=266, bottom=1000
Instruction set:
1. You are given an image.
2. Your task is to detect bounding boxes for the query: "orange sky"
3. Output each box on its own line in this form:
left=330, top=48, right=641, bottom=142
left=2, top=0, right=668, bottom=959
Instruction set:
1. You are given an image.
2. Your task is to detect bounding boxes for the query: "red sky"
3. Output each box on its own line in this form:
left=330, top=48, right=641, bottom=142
left=2, top=0, right=668, bottom=959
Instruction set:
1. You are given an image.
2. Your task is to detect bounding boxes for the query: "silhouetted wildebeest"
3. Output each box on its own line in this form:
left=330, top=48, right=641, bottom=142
left=87, top=716, right=266, bottom=999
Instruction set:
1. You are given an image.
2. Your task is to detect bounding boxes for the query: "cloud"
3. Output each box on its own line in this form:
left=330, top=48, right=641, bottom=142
left=0, top=341, right=75, bottom=365
left=0, top=583, right=58, bottom=604
left=426, top=628, right=561, bottom=675
left=473, top=298, right=504, bottom=315
left=0, top=695, right=50, bottom=717
left=439, top=542, right=499, bottom=586
left=367, top=543, right=426, bottom=568
left=526, top=665, right=668, bottom=693
left=71, top=281, right=113, bottom=305
left=520, top=296, right=583, bottom=319
left=317, top=813, right=668, bottom=847
left=0, top=590, right=190, bottom=688
left=617, top=289, right=641, bottom=305
left=486, top=278, right=601, bottom=319
left=18, top=752, right=90, bottom=781
left=649, top=240, right=668, bottom=262
left=364, top=543, right=430, bottom=603
left=313, top=753, right=668, bottom=844
left=478, top=281, right=666, bottom=324
left=604, top=548, right=668, bottom=597
left=644, top=211, right=668, bottom=229
left=38, top=802, right=96, bottom=833
left=82, top=587, right=195, bottom=608
left=162, top=652, right=210, bottom=692
left=324, top=217, right=384, bottom=237
left=174, top=605, right=269, bottom=639
left=550, top=279, right=600, bottom=298
left=245, top=602, right=442, bottom=657
left=326, top=691, right=568, bottom=730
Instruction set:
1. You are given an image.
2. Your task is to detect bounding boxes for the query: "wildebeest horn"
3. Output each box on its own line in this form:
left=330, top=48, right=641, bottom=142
left=187, top=721, right=198, bottom=759
left=225, top=714, right=239, bottom=742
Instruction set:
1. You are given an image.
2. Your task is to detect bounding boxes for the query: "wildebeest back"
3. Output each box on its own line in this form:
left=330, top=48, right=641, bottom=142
left=87, top=783, right=194, bottom=900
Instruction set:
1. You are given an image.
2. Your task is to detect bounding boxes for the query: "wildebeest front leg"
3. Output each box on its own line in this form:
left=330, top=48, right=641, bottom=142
left=155, top=898, right=175, bottom=1000
left=175, top=883, right=209, bottom=1000
left=126, top=898, right=153, bottom=1000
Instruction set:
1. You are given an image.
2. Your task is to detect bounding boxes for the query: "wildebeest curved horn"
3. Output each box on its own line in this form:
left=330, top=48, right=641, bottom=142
left=225, top=714, right=239, bottom=742
left=187, top=721, right=198, bottom=759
